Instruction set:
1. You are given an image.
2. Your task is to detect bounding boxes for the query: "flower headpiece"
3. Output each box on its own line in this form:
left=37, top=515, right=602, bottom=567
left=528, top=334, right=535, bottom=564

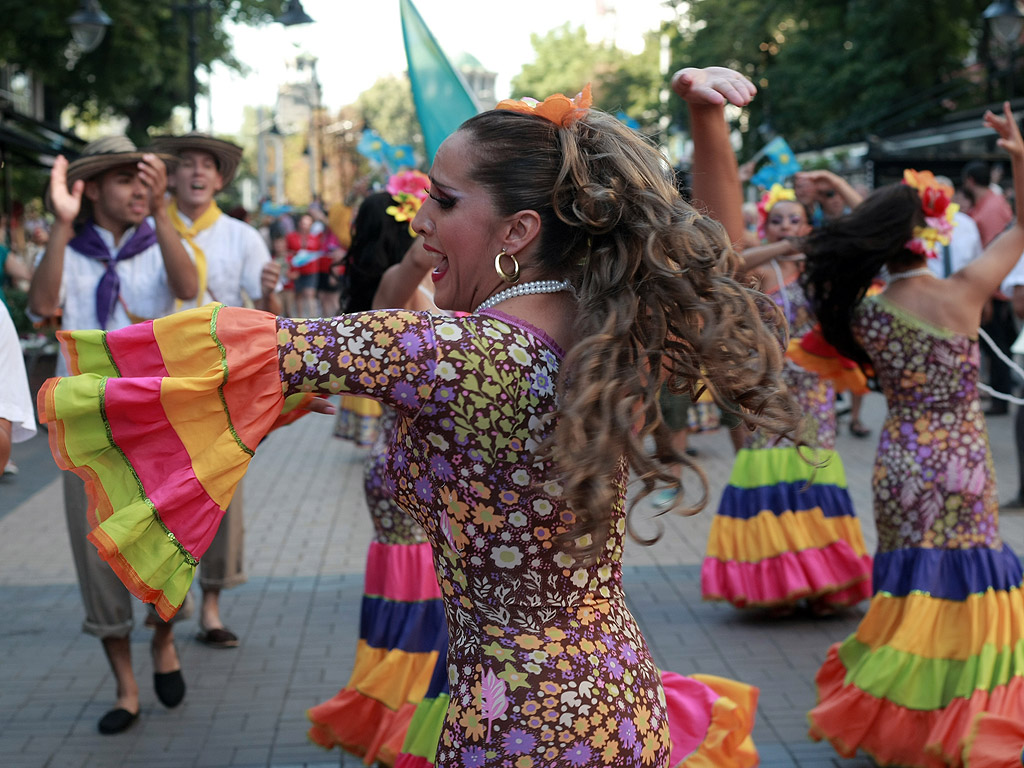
left=385, top=170, right=430, bottom=237
left=495, top=83, right=593, bottom=127
left=756, top=184, right=797, bottom=240
left=901, top=169, right=959, bottom=259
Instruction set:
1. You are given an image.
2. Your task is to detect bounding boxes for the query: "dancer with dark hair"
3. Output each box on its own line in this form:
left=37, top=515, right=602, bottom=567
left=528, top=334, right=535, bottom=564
left=803, top=104, right=1024, bottom=767
left=38, top=68, right=794, bottom=767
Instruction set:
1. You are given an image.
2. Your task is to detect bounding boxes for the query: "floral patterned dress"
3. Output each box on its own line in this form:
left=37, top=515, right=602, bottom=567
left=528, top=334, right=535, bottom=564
left=308, top=405, right=449, bottom=765
left=702, top=277, right=872, bottom=609
left=809, top=295, right=1024, bottom=767
left=37, top=304, right=760, bottom=768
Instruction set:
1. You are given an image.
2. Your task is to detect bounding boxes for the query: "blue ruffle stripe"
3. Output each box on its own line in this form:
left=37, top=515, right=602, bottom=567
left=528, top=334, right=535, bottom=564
left=873, top=545, right=1024, bottom=600
left=716, top=481, right=857, bottom=520
left=360, top=596, right=448, bottom=654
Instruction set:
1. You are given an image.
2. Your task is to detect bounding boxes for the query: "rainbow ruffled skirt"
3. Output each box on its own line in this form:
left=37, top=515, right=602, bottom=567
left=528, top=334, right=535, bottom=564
left=702, top=445, right=872, bottom=609
left=809, top=546, right=1024, bottom=767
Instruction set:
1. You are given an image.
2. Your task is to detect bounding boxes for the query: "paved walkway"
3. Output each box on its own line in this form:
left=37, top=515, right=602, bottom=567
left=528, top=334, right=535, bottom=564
left=2, top=391, right=1022, bottom=768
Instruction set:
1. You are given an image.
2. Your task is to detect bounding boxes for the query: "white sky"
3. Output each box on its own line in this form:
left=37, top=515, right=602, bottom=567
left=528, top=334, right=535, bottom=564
left=205, top=0, right=674, bottom=135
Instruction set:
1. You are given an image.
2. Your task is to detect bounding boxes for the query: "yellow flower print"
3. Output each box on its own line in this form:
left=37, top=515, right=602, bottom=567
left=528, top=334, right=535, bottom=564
left=458, top=707, right=485, bottom=741
left=515, top=758, right=533, bottom=768
left=603, top=742, right=620, bottom=761
left=283, top=351, right=302, bottom=373
left=470, top=481, right=492, bottom=500
left=545, top=627, right=566, bottom=641
left=483, top=625, right=504, bottom=637
left=496, top=662, right=530, bottom=691
left=556, top=659, right=572, bottom=672
left=482, top=642, right=515, bottom=663
left=472, top=504, right=505, bottom=533
left=277, top=328, right=291, bottom=345
left=514, top=634, right=544, bottom=650
left=640, top=733, right=662, bottom=764
left=293, top=335, right=309, bottom=352
left=544, top=641, right=563, bottom=656
left=634, top=705, right=652, bottom=733
left=312, top=334, right=327, bottom=348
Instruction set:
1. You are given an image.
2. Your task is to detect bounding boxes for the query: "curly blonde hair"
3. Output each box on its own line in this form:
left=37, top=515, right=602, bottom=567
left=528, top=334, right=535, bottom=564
left=460, top=109, right=800, bottom=559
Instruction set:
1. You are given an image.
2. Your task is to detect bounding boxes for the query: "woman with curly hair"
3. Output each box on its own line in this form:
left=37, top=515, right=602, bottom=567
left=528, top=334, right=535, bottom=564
left=38, top=68, right=797, bottom=767
left=803, top=103, right=1024, bottom=767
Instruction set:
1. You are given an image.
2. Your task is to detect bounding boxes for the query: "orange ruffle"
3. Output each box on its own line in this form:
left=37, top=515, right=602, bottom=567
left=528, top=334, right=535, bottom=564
left=809, top=643, right=1024, bottom=767
left=963, top=713, right=1024, bottom=767
left=308, top=692, right=416, bottom=766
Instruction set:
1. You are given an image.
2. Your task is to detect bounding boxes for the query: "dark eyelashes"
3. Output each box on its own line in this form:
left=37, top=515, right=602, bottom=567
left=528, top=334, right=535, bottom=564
left=428, top=190, right=456, bottom=210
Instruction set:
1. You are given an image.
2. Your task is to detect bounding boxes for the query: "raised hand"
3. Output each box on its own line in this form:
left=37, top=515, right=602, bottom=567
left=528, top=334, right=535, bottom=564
left=48, top=155, right=84, bottom=225
left=136, top=153, right=169, bottom=216
left=985, top=101, right=1024, bottom=161
left=670, top=66, right=756, bottom=108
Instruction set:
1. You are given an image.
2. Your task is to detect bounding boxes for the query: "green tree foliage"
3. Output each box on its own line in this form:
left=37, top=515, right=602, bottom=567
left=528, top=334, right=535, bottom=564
left=0, top=0, right=288, bottom=143
left=671, top=0, right=992, bottom=154
left=511, top=23, right=666, bottom=134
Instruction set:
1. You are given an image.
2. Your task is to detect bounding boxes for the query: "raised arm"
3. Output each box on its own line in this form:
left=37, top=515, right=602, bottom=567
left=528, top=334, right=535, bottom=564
left=671, top=66, right=756, bottom=248
left=954, top=103, right=1024, bottom=302
left=28, top=156, right=80, bottom=318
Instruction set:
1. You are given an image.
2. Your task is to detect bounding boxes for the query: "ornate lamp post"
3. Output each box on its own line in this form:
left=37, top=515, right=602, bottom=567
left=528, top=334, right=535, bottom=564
left=276, top=0, right=315, bottom=26
left=67, top=0, right=112, bottom=53
left=985, top=0, right=1024, bottom=100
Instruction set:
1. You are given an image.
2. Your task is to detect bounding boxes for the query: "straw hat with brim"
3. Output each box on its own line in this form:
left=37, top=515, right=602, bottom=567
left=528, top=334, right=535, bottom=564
left=65, top=136, right=177, bottom=187
left=46, top=136, right=176, bottom=213
left=148, top=133, right=243, bottom=187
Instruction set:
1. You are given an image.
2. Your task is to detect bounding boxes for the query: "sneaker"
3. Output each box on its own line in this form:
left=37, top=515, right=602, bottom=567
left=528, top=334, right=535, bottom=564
left=3, top=460, right=17, bottom=476
left=653, top=488, right=679, bottom=508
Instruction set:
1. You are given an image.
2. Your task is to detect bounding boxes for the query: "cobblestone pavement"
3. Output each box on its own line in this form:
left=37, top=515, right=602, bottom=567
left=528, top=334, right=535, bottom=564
left=2, top=390, right=1021, bottom=767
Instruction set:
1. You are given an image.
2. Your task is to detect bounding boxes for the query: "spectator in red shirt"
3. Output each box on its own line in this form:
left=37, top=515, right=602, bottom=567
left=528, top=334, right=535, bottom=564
left=285, top=212, right=327, bottom=316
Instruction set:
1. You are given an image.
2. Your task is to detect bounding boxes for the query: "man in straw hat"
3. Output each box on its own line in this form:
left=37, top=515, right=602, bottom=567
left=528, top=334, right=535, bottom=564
left=27, top=136, right=198, bottom=734
left=148, top=131, right=282, bottom=651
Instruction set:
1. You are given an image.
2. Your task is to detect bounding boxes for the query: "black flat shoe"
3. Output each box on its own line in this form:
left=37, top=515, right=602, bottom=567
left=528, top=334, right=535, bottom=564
left=196, top=626, right=239, bottom=648
left=154, top=670, right=186, bottom=708
left=98, top=707, right=139, bottom=734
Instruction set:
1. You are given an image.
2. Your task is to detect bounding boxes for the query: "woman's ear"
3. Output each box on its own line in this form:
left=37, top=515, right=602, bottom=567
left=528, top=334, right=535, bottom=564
left=503, top=209, right=542, bottom=255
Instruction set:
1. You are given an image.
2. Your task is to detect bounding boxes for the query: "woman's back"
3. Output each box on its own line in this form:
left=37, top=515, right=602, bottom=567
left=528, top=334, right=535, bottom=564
left=852, top=294, right=1000, bottom=554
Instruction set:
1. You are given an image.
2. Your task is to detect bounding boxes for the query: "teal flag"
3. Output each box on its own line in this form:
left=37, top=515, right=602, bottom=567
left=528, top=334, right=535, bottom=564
left=400, top=0, right=480, bottom=163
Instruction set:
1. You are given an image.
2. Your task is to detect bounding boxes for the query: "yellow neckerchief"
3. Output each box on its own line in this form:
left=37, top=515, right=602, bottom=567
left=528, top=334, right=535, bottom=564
left=168, top=199, right=222, bottom=308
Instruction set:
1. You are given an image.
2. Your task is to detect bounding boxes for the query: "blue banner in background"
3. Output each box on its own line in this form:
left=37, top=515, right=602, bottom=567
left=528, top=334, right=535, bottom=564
left=400, top=0, right=479, bottom=163
left=749, top=136, right=802, bottom=188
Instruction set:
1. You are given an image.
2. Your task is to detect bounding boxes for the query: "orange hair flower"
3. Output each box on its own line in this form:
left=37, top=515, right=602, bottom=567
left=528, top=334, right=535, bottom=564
left=495, top=84, right=593, bottom=127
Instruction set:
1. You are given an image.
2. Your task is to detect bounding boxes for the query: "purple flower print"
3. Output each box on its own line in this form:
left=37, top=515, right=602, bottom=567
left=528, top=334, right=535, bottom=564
left=398, top=330, right=423, bottom=356
left=618, top=718, right=637, bottom=746
left=430, top=455, right=456, bottom=481
left=620, top=643, right=639, bottom=665
left=605, top=656, right=624, bottom=679
left=565, top=743, right=594, bottom=766
left=415, top=476, right=433, bottom=501
left=502, top=728, right=535, bottom=754
left=391, top=380, right=418, bottom=406
left=461, top=746, right=487, bottom=768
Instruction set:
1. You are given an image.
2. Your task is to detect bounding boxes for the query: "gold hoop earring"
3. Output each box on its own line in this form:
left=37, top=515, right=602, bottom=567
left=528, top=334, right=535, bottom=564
left=494, top=249, right=520, bottom=283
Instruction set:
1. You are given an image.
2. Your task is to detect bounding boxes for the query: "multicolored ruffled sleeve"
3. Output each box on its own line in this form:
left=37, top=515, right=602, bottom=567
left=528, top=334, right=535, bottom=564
left=38, top=305, right=442, bottom=621
left=786, top=324, right=870, bottom=395
left=39, top=304, right=286, bottom=619
left=663, top=672, right=759, bottom=768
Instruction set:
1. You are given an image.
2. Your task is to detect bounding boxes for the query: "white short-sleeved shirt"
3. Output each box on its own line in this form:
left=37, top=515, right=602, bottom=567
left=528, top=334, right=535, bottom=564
left=0, top=301, right=36, bottom=443
left=929, top=211, right=983, bottom=279
left=174, top=211, right=271, bottom=309
left=31, top=221, right=177, bottom=375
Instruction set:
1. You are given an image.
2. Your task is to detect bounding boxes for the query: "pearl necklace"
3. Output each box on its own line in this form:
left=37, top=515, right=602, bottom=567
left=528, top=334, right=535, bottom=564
left=474, top=279, right=574, bottom=312
left=887, top=266, right=935, bottom=282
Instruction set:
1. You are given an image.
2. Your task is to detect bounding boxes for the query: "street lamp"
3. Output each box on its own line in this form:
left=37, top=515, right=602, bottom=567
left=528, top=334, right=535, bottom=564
left=67, top=0, right=112, bottom=53
left=276, top=0, right=315, bottom=26
left=985, top=0, right=1024, bottom=99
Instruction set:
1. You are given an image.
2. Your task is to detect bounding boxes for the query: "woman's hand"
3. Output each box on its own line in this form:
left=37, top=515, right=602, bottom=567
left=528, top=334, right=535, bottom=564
left=986, top=101, right=1024, bottom=161
left=670, top=66, right=756, bottom=107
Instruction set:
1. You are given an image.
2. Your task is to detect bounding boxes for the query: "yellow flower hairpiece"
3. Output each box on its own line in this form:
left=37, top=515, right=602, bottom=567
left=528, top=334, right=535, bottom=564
left=385, top=170, right=430, bottom=237
left=756, top=184, right=797, bottom=240
left=495, top=84, right=593, bottom=127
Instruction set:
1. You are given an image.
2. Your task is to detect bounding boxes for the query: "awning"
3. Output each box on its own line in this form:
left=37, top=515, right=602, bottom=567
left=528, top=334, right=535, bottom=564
left=0, top=108, right=85, bottom=167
